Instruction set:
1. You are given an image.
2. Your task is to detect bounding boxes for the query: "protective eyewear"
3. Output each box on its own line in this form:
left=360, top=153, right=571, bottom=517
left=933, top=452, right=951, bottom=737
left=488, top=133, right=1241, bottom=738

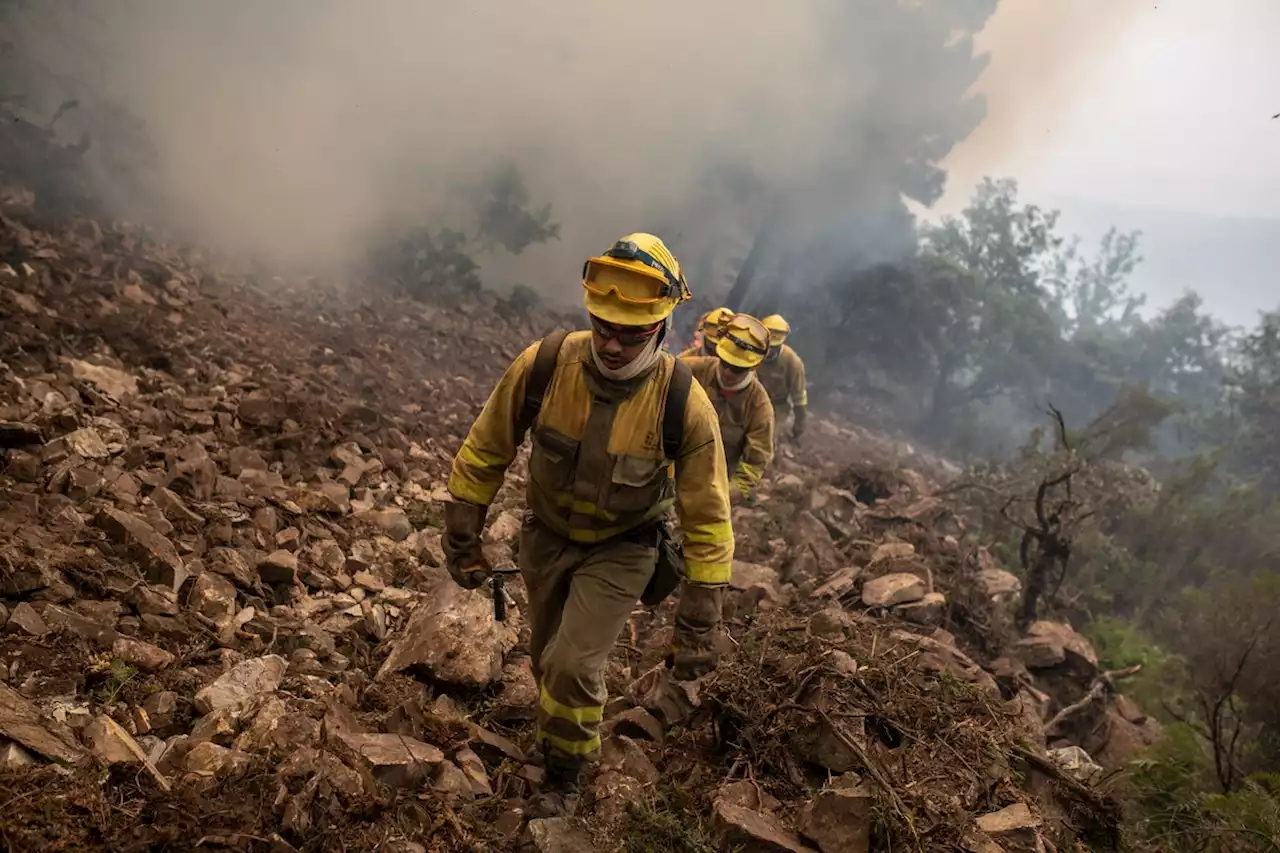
left=582, top=240, right=689, bottom=305
left=723, top=315, right=770, bottom=357
left=590, top=314, right=663, bottom=347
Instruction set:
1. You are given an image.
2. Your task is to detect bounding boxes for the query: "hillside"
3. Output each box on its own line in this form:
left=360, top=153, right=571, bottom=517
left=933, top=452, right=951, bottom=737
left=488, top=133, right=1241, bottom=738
left=0, top=184, right=1160, bottom=852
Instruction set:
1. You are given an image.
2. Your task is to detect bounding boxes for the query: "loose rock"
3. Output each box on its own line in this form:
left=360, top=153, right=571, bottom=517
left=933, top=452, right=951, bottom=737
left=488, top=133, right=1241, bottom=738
left=193, top=654, right=288, bottom=715
left=861, top=572, right=926, bottom=607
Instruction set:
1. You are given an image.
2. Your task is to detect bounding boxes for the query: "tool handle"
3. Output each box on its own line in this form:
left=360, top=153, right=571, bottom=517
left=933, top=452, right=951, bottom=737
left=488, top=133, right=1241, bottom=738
left=493, top=573, right=507, bottom=622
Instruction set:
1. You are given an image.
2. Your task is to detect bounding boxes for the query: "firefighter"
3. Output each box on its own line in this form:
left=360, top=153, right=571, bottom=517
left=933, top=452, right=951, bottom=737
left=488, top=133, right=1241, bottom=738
left=679, top=313, right=774, bottom=502
left=757, top=314, right=808, bottom=440
left=677, top=306, right=732, bottom=358
left=442, top=233, right=733, bottom=818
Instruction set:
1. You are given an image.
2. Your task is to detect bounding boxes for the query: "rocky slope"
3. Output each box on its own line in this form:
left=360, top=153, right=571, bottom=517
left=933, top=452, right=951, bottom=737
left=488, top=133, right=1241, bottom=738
left=0, top=189, right=1156, bottom=852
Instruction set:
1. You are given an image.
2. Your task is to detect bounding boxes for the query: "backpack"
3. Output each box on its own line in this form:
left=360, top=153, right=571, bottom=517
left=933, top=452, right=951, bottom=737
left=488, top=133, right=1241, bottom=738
left=517, top=330, right=692, bottom=463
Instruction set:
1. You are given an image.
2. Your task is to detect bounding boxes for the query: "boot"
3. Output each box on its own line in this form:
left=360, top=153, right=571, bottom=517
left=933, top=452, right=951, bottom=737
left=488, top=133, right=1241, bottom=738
left=527, top=748, right=587, bottom=819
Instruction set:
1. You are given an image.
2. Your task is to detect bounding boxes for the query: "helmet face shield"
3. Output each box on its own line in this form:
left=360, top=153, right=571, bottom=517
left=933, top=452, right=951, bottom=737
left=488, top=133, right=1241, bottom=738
left=716, top=313, right=770, bottom=369
left=581, top=232, right=689, bottom=325
left=583, top=261, right=672, bottom=305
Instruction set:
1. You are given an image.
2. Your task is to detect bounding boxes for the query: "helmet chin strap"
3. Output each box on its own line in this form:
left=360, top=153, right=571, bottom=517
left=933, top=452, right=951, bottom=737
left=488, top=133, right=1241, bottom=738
left=591, top=319, right=666, bottom=381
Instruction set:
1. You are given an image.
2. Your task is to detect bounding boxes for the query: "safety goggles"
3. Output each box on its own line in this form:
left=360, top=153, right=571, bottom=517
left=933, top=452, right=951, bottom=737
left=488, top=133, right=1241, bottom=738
left=582, top=240, right=689, bottom=305
left=589, top=314, right=663, bottom=347
left=722, top=315, right=770, bottom=357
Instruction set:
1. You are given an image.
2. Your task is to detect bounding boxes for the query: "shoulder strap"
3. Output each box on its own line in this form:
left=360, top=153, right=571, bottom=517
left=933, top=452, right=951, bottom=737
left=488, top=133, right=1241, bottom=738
left=518, top=330, right=569, bottom=437
left=662, top=357, right=693, bottom=463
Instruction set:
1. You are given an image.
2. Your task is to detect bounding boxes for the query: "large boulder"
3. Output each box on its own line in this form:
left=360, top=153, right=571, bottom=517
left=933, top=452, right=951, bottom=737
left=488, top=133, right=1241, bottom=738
left=376, top=581, right=518, bottom=688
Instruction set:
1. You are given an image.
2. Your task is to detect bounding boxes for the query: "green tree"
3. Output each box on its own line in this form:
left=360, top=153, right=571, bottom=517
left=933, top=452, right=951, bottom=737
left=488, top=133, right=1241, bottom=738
left=915, top=178, right=1062, bottom=429
left=1224, top=310, right=1280, bottom=494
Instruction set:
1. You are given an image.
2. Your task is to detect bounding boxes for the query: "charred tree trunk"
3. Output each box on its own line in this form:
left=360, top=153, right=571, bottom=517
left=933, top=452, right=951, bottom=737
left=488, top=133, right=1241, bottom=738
left=724, top=208, right=779, bottom=312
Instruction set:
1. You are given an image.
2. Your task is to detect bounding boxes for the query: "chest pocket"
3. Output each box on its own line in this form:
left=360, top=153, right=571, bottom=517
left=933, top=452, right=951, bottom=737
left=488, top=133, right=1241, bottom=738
left=529, top=426, right=579, bottom=494
left=607, top=453, right=669, bottom=514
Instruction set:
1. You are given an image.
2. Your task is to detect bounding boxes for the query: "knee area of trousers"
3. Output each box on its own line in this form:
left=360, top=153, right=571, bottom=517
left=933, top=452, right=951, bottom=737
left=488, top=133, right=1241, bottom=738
left=540, top=643, right=596, bottom=688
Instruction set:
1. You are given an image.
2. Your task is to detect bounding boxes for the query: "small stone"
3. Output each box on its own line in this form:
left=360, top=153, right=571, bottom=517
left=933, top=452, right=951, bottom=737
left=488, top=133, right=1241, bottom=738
left=714, top=800, right=812, bottom=853
left=227, top=446, right=268, bottom=476
left=482, top=510, right=522, bottom=544
left=600, top=735, right=659, bottom=785
left=62, top=427, right=110, bottom=459
left=258, top=550, right=298, bottom=585
left=0, top=740, right=37, bottom=767
left=798, top=786, right=873, bottom=853
left=184, top=741, right=251, bottom=778
left=352, top=570, right=385, bottom=592
left=861, top=573, right=926, bottom=607
left=526, top=818, right=596, bottom=853
left=308, top=540, right=346, bottom=574
left=189, top=708, right=241, bottom=745
left=356, top=508, right=413, bottom=542
left=152, top=487, right=203, bottom=524
left=98, top=509, right=187, bottom=591
left=6, top=602, right=49, bottom=636
left=191, top=573, right=238, bottom=623
left=894, top=591, right=946, bottom=625
left=1047, top=745, right=1103, bottom=784
left=84, top=715, right=148, bottom=764
left=868, top=541, right=915, bottom=565
left=455, top=747, right=492, bottom=796
left=431, top=759, right=473, bottom=796
left=977, top=568, right=1022, bottom=599
left=112, top=637, right=175, bottom=672
left=974, top=803, right=1044, bottom=853
left=193, top=654, right=288, bottom=715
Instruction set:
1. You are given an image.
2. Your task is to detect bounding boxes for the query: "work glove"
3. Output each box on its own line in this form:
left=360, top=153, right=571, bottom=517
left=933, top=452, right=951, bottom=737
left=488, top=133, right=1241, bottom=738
left=792, top=405, right=807, bottom=440
left=671, top=582, right=724, bottom=680
left=442, top=500, right=491, bottom=589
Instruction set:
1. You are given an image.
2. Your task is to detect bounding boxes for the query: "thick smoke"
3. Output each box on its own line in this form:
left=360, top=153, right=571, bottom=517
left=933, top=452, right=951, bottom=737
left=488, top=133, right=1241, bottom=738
left=4, top=0, right=1000, bottom=299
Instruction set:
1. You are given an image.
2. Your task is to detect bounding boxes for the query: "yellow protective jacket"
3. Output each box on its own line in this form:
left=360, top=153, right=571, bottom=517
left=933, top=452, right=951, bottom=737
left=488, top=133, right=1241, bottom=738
left=757, top=343, right=808, bottom=411
left=447, top=331, right=734, bottom=585
left=681, top=356, right=774, bottom=498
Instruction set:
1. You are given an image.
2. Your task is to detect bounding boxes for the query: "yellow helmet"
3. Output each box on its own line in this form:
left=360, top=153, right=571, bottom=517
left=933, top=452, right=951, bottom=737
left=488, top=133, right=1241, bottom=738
left=761, top=314, right=791, bottom=346
left=716, top=313, right=771, bottom=369
left=582, top=233, right=690, bottom=326
left=699, top=306, right=734, bottom=343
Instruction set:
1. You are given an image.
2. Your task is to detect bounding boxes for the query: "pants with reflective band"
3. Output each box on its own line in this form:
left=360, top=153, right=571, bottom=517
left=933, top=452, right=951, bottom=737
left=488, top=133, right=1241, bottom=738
left=520, top=514, right=656, bottom=760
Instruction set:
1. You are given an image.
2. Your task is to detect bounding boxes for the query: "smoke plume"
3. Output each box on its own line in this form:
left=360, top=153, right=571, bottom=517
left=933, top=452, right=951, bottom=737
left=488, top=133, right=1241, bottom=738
left=3, top=0, right=1001, bottom=298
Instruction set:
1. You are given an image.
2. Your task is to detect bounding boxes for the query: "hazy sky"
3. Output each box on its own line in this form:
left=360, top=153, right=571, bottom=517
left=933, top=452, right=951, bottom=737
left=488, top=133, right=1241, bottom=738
left=940, top=0, right=1280, bottom=219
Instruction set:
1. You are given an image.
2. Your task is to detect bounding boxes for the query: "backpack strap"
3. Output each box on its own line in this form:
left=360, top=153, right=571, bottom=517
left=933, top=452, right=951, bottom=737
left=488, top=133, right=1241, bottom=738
left=662, top=357, right=693, bottom=464
left=517, top=330, right=569, bottom=439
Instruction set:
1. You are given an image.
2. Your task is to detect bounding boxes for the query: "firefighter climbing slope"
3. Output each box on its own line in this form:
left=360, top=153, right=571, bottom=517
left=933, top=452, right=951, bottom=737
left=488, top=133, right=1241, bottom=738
left=442, top=233, right=734, bottom=819
left=680, top=312, right=775, bottom=503
left=677, top=306, right=732, bottom=358
left=758, top=314, right=808, bottom=441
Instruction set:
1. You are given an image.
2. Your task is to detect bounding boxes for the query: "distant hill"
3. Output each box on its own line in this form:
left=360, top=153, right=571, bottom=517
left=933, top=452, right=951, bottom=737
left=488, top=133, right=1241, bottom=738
left=1045, top=194, right=1277, bottom=329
